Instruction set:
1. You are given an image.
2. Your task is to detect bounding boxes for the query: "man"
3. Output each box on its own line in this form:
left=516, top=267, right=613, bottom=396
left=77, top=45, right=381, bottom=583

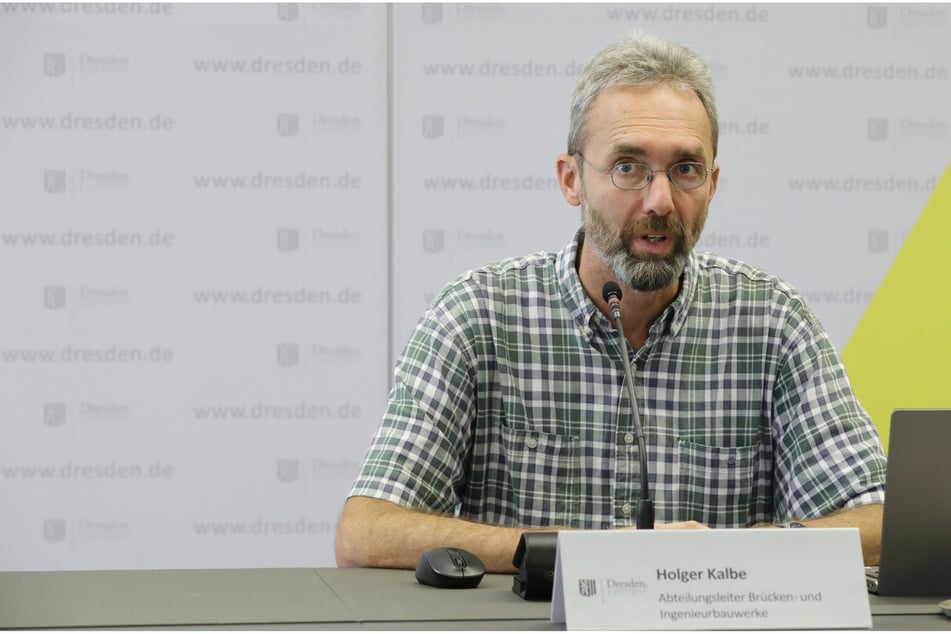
left=336, top=33, right=886, bottom=572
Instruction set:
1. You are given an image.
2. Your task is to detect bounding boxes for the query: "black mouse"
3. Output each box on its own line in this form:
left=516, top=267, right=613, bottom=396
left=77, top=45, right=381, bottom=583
left=415, top=547, right=486, bottom=589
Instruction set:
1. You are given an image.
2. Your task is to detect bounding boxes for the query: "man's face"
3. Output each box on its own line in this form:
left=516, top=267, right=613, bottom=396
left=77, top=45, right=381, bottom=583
left=576, top=83, right=719, bottom=292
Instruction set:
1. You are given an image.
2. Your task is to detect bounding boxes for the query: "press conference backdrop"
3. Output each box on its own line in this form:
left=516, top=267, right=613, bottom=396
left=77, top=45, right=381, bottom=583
left=1, top=3, right=949, bottom=571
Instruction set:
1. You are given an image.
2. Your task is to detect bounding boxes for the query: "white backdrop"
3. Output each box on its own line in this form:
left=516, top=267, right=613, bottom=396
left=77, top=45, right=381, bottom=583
left=2, top=3, right=949, bottom=571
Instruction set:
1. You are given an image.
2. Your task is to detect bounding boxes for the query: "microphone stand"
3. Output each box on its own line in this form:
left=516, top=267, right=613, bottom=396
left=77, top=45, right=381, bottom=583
left=604, top=283, right=655, bottom=530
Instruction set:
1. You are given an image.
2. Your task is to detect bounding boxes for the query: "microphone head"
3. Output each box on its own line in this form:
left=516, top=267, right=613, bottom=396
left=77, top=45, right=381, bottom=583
left=602, top=281, right=622, bottom=304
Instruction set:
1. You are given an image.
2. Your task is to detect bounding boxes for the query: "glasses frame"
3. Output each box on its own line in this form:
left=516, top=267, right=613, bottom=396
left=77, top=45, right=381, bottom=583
left=574, top=152, right=715, bottom=191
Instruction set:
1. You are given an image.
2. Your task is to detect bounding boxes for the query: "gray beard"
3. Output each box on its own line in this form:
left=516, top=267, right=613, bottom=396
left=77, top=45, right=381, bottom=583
left=582, top=202, right=695, bottom=292
left=599, top=244, right=686, bottom=292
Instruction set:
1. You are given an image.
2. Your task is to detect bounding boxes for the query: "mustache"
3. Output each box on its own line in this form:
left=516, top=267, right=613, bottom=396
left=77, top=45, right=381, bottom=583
left=619, top=215, right=686, bottom=242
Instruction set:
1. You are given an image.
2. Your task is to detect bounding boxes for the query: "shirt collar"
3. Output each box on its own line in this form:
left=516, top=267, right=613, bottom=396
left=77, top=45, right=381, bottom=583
left=663, top=250, right=697, bottom=339
left=556, top=228, right=698, bottom=343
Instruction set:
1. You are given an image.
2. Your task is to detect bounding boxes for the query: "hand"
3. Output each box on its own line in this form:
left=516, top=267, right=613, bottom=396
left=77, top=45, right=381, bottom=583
left=655, top=520, right=709, bottom=530
left=618, top=520, right=709, bottom=531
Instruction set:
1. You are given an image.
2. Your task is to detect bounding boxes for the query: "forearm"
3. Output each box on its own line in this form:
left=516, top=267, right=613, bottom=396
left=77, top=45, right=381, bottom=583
left=799, top=503, right=882, bottom=566
left=758, top=503, right=883, bottom=566
left=335, top=496, right=550, bottom=573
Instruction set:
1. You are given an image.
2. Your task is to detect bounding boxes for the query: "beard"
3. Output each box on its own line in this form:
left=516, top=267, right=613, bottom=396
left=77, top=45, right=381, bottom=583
left=582, top=195, right=707, bottom=292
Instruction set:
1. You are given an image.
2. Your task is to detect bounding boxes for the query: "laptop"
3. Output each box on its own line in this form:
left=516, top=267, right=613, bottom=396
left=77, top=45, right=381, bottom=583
left=866, top=409, right=951, bottom=596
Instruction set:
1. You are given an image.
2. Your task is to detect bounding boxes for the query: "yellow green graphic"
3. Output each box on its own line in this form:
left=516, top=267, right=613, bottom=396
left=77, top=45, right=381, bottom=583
left=843, top=161, right=951, bottom=450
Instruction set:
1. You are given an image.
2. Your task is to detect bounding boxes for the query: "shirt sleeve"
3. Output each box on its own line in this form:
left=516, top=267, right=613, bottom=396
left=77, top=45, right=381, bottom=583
left=769, top=295, right=887, bottom=520
left=348, top=280, right=482, bottom=514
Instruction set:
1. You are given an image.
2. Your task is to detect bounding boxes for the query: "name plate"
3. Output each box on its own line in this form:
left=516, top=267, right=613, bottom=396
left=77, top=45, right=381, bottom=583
left=551, top=528, right=871, bottom=630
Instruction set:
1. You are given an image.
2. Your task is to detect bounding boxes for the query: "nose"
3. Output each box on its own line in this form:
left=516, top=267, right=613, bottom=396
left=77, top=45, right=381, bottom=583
left=641, top=171, right=675, bottom=216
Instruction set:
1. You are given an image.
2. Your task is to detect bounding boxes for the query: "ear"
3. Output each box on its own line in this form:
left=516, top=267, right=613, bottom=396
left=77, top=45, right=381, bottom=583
left=707, top=163, right=720, bottom=202
left=556, top=153, right=582, bottom=207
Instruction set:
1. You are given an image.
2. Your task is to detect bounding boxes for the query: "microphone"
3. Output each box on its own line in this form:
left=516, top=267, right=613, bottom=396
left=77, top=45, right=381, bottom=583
left=602, top=281, right=655, bottom=530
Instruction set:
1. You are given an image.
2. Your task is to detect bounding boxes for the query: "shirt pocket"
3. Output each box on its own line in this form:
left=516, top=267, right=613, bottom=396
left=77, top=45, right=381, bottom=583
left=500, top=426, right=580, bottom=527
left=676, top=439, right=760, bottom=527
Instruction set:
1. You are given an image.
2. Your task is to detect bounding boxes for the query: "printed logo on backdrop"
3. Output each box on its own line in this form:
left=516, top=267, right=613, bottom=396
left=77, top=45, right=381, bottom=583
left=867, top=118, right=889, bottom=141
left=43, top=52, right=135, bottom=78
left=274, top=113, right=362, bottom=138
left=867, top=117, right=948, bottom=144
left=42, top=518, right=133, bottom=544
left=422, top=115, right=444, bottom=139
left=868, top=230, right=890, bottom=254
left=276, top=228, right=363, bottom=253
left=420, top=114, right=506, bottom=140
left=42, top=168, right=133, bottom=194
left=43, top=402, right=68, bottom=427
left=276, top=343, right=300, bottom=368
left=44, top=169, right=67, bottom=194
left=422, top=230, right=445, bottom=253
left=897, top=5, right=948, bottom=28
left=421, top=3, right=443, bottom=24
left=44, top=53, right=67, bottom=77
left=274, top=3, right=363, bottom=24
left=43, top=519, right=67, bottom=544
left=276, top=458, right=361, bottom=483
left=42, top=401, right=131, bottom=426
left=579, top=579, right=597, bottom=597
left=42, top=285, right=132, bottom=311
left=277, top=228, right=299, bottom=252
left=312, top=457, right=360, bottom=479
left=276, top=2, right=298, bottom=21
left=707, top=61, right=729, bottom=81
left=867, top=5, right=888, bottom=29
left=277, top=459, right=300, bottom=483
left=277, top=113, right=299, bottom=137
left=867, top=4, right=949, bottom=30
left=44, top=286, right=67, bottom=310
left=272, top=343, right=363, bottom=369
left=420, top=3, right=504, bottom=25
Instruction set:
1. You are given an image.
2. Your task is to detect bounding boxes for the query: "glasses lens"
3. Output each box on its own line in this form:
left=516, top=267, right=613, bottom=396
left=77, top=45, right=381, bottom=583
left=611, top=163, right=650, bottom=190
left=669, top=163, right=707, bottom=189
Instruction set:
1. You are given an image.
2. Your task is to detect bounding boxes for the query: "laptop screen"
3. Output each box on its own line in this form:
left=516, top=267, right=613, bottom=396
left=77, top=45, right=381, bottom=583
left=874, top=409, right=951, bottom=596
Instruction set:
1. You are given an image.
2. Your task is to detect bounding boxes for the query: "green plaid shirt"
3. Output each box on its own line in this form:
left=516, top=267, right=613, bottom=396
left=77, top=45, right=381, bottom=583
left=351, top=230, right=886, bottom=529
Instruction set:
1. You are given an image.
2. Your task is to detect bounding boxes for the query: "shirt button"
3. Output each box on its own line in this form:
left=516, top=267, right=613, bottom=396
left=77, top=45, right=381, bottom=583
left=526, top=438, right=538, bottom=449
left=623, top=432, right=635, bottom=444
left=620, top=503, right=632, bottom=516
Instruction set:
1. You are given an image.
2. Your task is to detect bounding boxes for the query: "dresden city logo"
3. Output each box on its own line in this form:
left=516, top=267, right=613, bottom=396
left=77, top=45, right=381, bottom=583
left=43, top=286, right=67, bottom=310
left=867, top=5, right=888, bottom=29
left=277, top=343, right=300, bottom=368
left=277, top=459, right=300, bottom=483
left=421, top=3, right=443, bottom=24
left=43, top=519, right=67, bottom=544
left=44, top=169, right=67, bottom=194
left=422, top=229, right=445, bottom=253
left=277, top=228, right=300, bottom=253
left=43, top=52, right=66, bottom=78
left=867, top=118, right=889, bottom=141
left=868, top=229, right=890, bottom=254
left=422, top=115, right=445, bottom=139
left=578, top=579, right=597, bottom=597
left=276, top=3, right=299, bottom=21
left=277, top=113, right=299, bottom=137
left=43, top=402, right=68, bottom=427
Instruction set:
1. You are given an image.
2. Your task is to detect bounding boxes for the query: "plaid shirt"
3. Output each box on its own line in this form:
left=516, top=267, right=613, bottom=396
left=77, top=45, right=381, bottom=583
left=351, top=230, right=886, bottom=529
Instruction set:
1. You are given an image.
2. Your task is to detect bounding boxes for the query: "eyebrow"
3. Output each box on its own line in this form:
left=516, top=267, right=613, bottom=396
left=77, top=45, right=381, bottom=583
left=611, top=143, right=708, bottom=163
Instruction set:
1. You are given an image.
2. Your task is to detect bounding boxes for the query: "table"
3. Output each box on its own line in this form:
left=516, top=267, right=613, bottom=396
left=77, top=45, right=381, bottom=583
left=1, top=568, right=948, bottom=630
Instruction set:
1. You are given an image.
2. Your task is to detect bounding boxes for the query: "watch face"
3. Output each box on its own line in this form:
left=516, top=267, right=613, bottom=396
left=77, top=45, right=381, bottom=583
left=782, top=521, right=807, bottom=528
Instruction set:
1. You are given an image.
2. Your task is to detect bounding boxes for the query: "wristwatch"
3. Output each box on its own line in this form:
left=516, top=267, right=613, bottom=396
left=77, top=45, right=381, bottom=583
left=780, top=521, right=807, bottom=528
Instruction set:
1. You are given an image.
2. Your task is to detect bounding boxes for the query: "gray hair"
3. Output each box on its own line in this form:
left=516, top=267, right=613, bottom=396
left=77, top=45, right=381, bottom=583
left=567, top=32, right=719, bottom=159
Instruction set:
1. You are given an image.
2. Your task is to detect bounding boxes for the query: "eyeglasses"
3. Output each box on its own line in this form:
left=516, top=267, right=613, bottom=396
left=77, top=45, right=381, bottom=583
left=575, top=152, right=714, bottom=191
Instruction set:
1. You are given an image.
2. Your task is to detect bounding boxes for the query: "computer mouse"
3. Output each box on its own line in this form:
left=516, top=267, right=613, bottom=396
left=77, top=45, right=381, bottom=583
left=415, top=547, right=486, bottom=589
left=939, top=598, right=951, bottom=618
